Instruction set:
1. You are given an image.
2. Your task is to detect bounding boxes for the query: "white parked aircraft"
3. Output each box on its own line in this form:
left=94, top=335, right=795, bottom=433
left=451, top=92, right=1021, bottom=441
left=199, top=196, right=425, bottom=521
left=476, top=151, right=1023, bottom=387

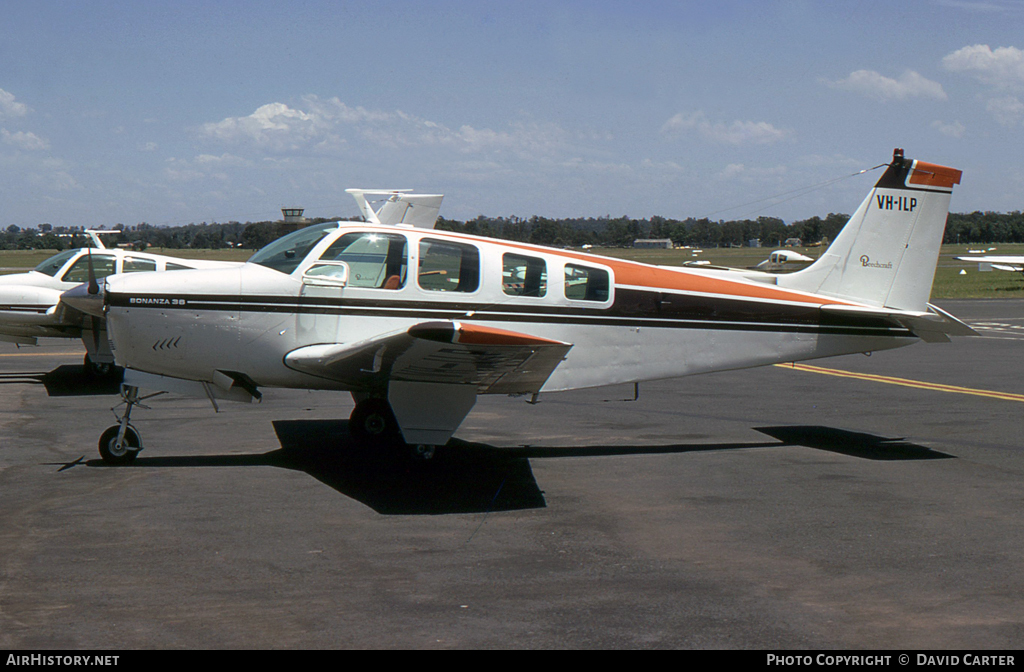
left=754, top=249, right=815, bottom=271
left=63, top=149, right=972, bottom=464
left=0, top=231, right=239, bottom=373
left=954, top=253, right=1024, bottom=274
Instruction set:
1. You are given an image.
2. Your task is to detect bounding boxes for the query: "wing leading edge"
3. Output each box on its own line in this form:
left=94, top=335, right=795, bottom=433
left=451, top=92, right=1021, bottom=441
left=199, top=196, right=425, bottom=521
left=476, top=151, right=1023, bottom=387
left=283, top=321, right=573, bottom=395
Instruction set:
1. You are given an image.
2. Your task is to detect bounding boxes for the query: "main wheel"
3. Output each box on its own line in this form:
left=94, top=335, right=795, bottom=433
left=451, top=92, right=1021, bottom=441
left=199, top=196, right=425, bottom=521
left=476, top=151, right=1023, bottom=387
left=412, top=444, right=437, bottom=460
left=98, top=425, right=141, bottom=465
left=348, top=399, right=400, bottom=445
left=83, top=354, right=119, bottom=379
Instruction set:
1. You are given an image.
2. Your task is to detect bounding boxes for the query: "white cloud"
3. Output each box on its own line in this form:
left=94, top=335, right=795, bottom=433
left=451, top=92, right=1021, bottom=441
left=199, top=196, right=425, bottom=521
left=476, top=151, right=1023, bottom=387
left=825, top=70, right=947, bottom=101
left=201, top=102, right=324, bottom=151
left=194, top=152, right=249, bottom=166
left=937, top=0, right=1020, bottom=11
left=200, top=96, right=575, bottom=160
left=986, top=96, right=1024, bottom=126
left=0, top=89, right=28, bottom=119
left=661, top=111, right=791, bottom=145
left=931, top=119, right=967, bottom=137
left=942, top=44, right=1024, bottom=89
left=1, top=128, right=49, bottom=151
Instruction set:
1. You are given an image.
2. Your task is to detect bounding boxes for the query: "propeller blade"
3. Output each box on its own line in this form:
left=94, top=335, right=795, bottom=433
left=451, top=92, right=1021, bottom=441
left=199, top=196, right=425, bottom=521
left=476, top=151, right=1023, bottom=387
left=87, top=249, right=99, bottom=295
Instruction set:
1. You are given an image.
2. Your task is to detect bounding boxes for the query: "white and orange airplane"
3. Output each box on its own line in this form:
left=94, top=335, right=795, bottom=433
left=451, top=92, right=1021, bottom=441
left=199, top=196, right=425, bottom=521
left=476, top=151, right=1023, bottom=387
left=63, top=149, right=971, bottom=464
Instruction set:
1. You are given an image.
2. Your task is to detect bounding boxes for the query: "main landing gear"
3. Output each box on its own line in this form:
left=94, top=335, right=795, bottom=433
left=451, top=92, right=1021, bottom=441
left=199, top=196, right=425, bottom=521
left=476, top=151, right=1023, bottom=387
left=95, top=389, right=439, bottom=465
left=97, top=385, right=161, bottom=465
left=83, top=353, right=119, bottom=379
left=348, top=397, right=437, bottom=461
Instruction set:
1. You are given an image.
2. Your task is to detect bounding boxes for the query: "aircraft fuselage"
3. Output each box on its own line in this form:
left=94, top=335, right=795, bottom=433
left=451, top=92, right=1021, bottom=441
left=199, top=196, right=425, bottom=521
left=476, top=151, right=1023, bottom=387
left=102, top=224, right=914, bottom=395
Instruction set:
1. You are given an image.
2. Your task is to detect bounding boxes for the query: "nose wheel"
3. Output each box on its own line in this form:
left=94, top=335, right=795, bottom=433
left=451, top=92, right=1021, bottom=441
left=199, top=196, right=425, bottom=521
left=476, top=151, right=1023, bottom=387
left=97, top=384, right=161, bottom=465
left=98, top=424, right=141, bottom=465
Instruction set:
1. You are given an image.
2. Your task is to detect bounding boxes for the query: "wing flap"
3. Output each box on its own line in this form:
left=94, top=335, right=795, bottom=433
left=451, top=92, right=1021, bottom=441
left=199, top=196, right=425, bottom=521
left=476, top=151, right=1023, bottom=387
left=284, top=321, right=572, bottom=394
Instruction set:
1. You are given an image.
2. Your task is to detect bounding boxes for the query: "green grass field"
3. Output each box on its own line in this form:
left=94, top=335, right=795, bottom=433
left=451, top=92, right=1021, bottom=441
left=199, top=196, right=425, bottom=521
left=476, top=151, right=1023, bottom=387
left=3, top=243, right=1022, bottom=299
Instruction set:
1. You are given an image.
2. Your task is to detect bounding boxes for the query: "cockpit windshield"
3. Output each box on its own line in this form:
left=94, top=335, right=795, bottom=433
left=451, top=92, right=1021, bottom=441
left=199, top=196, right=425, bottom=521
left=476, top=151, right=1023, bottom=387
left=248, top=223, right=340, bottom=274
left=34, top=249, right=79, bottom=277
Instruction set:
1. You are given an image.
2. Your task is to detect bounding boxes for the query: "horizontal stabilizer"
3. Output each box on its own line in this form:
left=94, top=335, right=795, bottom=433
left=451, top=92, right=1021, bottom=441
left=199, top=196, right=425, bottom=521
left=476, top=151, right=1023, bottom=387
left=346, top=189, right=444, bottom=228
left=285, top=321, right=572, bottom=395
left=821, top=303, right=977, bottom=343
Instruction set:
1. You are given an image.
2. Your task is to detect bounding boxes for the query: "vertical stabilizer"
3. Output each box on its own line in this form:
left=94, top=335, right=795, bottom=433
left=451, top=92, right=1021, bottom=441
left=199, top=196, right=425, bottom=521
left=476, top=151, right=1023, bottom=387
left=778, top=149, right=961, bottom=311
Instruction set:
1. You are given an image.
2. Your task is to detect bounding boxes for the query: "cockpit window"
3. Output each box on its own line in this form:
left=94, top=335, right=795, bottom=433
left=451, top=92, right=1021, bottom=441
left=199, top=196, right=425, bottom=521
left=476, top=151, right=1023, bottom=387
left=61, top=254, right=116, bottom=283
left=248, top=223, right=339, bottom=274
left=317, top=232, right=408, bottom=289
left=34, top=249, right=78, bottom=277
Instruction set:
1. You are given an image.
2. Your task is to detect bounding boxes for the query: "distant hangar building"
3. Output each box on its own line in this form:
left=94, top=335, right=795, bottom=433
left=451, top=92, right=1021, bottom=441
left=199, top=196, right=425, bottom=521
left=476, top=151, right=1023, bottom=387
left=633, top=238, right=673, bottom=249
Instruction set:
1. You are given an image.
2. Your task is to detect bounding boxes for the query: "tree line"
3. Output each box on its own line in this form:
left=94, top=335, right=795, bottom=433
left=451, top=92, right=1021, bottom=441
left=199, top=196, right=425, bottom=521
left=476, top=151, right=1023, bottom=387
left=3, top=209, right=1023, bottom=252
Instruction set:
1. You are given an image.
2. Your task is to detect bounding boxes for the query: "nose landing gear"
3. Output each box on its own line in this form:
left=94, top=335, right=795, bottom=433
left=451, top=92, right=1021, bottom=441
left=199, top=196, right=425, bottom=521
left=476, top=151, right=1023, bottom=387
left=97, top=385, right=163, bottom=465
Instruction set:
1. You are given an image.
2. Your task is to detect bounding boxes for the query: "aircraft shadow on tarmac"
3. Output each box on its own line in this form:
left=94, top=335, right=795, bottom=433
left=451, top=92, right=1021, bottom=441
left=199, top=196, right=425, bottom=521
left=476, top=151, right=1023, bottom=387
left=0, top=365, right=123, bottom=396
left=74, top=420, right=953, bottom=515
left=754, top=426, right=955, bottom=461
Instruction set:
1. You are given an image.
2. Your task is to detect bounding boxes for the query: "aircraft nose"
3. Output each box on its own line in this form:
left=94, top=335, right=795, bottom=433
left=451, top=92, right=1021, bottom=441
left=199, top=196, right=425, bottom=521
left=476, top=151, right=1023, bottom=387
left=60, top=281, right=106, bottom=318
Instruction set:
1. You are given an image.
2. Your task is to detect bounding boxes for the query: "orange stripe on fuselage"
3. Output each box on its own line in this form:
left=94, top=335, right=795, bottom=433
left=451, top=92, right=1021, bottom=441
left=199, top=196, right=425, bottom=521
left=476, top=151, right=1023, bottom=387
left=421, top=230, right=850, bottom=307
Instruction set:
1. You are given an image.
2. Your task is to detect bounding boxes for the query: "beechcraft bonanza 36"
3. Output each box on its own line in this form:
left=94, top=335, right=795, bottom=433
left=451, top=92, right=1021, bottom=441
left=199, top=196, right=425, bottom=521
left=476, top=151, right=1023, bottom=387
left=62, top=150, right=973, bottom=465
left=0, top=231, right=239, bottom=374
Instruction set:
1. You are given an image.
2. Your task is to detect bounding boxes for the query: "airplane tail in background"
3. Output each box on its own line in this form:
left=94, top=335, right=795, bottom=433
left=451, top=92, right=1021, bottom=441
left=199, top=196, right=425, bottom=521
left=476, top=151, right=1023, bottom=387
left=778, top=149, right=962, bottom=313
left=346, top=189, right=445, bottom=229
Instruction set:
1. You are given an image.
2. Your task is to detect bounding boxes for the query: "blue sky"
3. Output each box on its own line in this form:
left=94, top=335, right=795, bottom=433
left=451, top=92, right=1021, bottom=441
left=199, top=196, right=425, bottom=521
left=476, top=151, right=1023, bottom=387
left=1, top=0, right=1023, bottom=228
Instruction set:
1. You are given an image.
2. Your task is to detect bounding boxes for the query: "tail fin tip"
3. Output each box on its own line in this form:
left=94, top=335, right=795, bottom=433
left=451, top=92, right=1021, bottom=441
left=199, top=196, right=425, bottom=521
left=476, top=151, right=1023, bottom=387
left=779, top=149, right=961, bottom=312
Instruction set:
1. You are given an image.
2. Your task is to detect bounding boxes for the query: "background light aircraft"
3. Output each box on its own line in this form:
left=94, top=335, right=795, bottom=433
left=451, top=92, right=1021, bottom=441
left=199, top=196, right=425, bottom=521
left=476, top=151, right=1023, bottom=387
left=63, top=149, right=972, bottom=465
left=0, top=231, right=238, bottom=373
left=955, top=253, right=1024, bottom=275
left=754, top=249, right=815, bottom=271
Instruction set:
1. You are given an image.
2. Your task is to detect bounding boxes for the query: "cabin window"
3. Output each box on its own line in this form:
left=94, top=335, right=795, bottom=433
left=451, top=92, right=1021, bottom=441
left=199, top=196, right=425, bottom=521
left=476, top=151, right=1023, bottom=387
left=317, top=232, right=408, bottom=289
left=564, top=263, right=610, bottom=302
left=502, top=253, right=547, bottom=297
left=418, top=239, right=480, bottom=293
left=61, top=254, right=116, bottom=283
left=123, top=257, right=157, bottom=273
left=165, top=262, right=192, bottom=271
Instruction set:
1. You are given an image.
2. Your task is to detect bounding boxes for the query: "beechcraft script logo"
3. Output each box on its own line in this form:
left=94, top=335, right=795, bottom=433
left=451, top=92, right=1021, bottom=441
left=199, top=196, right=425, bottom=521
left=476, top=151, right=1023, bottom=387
left=860, top=255, right=893, bottom=269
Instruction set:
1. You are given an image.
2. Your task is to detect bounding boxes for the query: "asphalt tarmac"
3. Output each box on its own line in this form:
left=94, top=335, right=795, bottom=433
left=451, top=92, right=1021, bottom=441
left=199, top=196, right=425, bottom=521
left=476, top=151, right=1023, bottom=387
left=2, top=299, right=1024, bottom=649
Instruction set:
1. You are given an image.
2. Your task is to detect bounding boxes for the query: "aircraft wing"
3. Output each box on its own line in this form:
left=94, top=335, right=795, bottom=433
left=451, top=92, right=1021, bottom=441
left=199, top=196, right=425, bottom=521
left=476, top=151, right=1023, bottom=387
left=955, top=256, right=1024, bottom=264
left=955, top=255, right=1024, bottom=272
left=284, top=321, right=573, bottom=395
left=821, top=303, right=977, bottom=343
